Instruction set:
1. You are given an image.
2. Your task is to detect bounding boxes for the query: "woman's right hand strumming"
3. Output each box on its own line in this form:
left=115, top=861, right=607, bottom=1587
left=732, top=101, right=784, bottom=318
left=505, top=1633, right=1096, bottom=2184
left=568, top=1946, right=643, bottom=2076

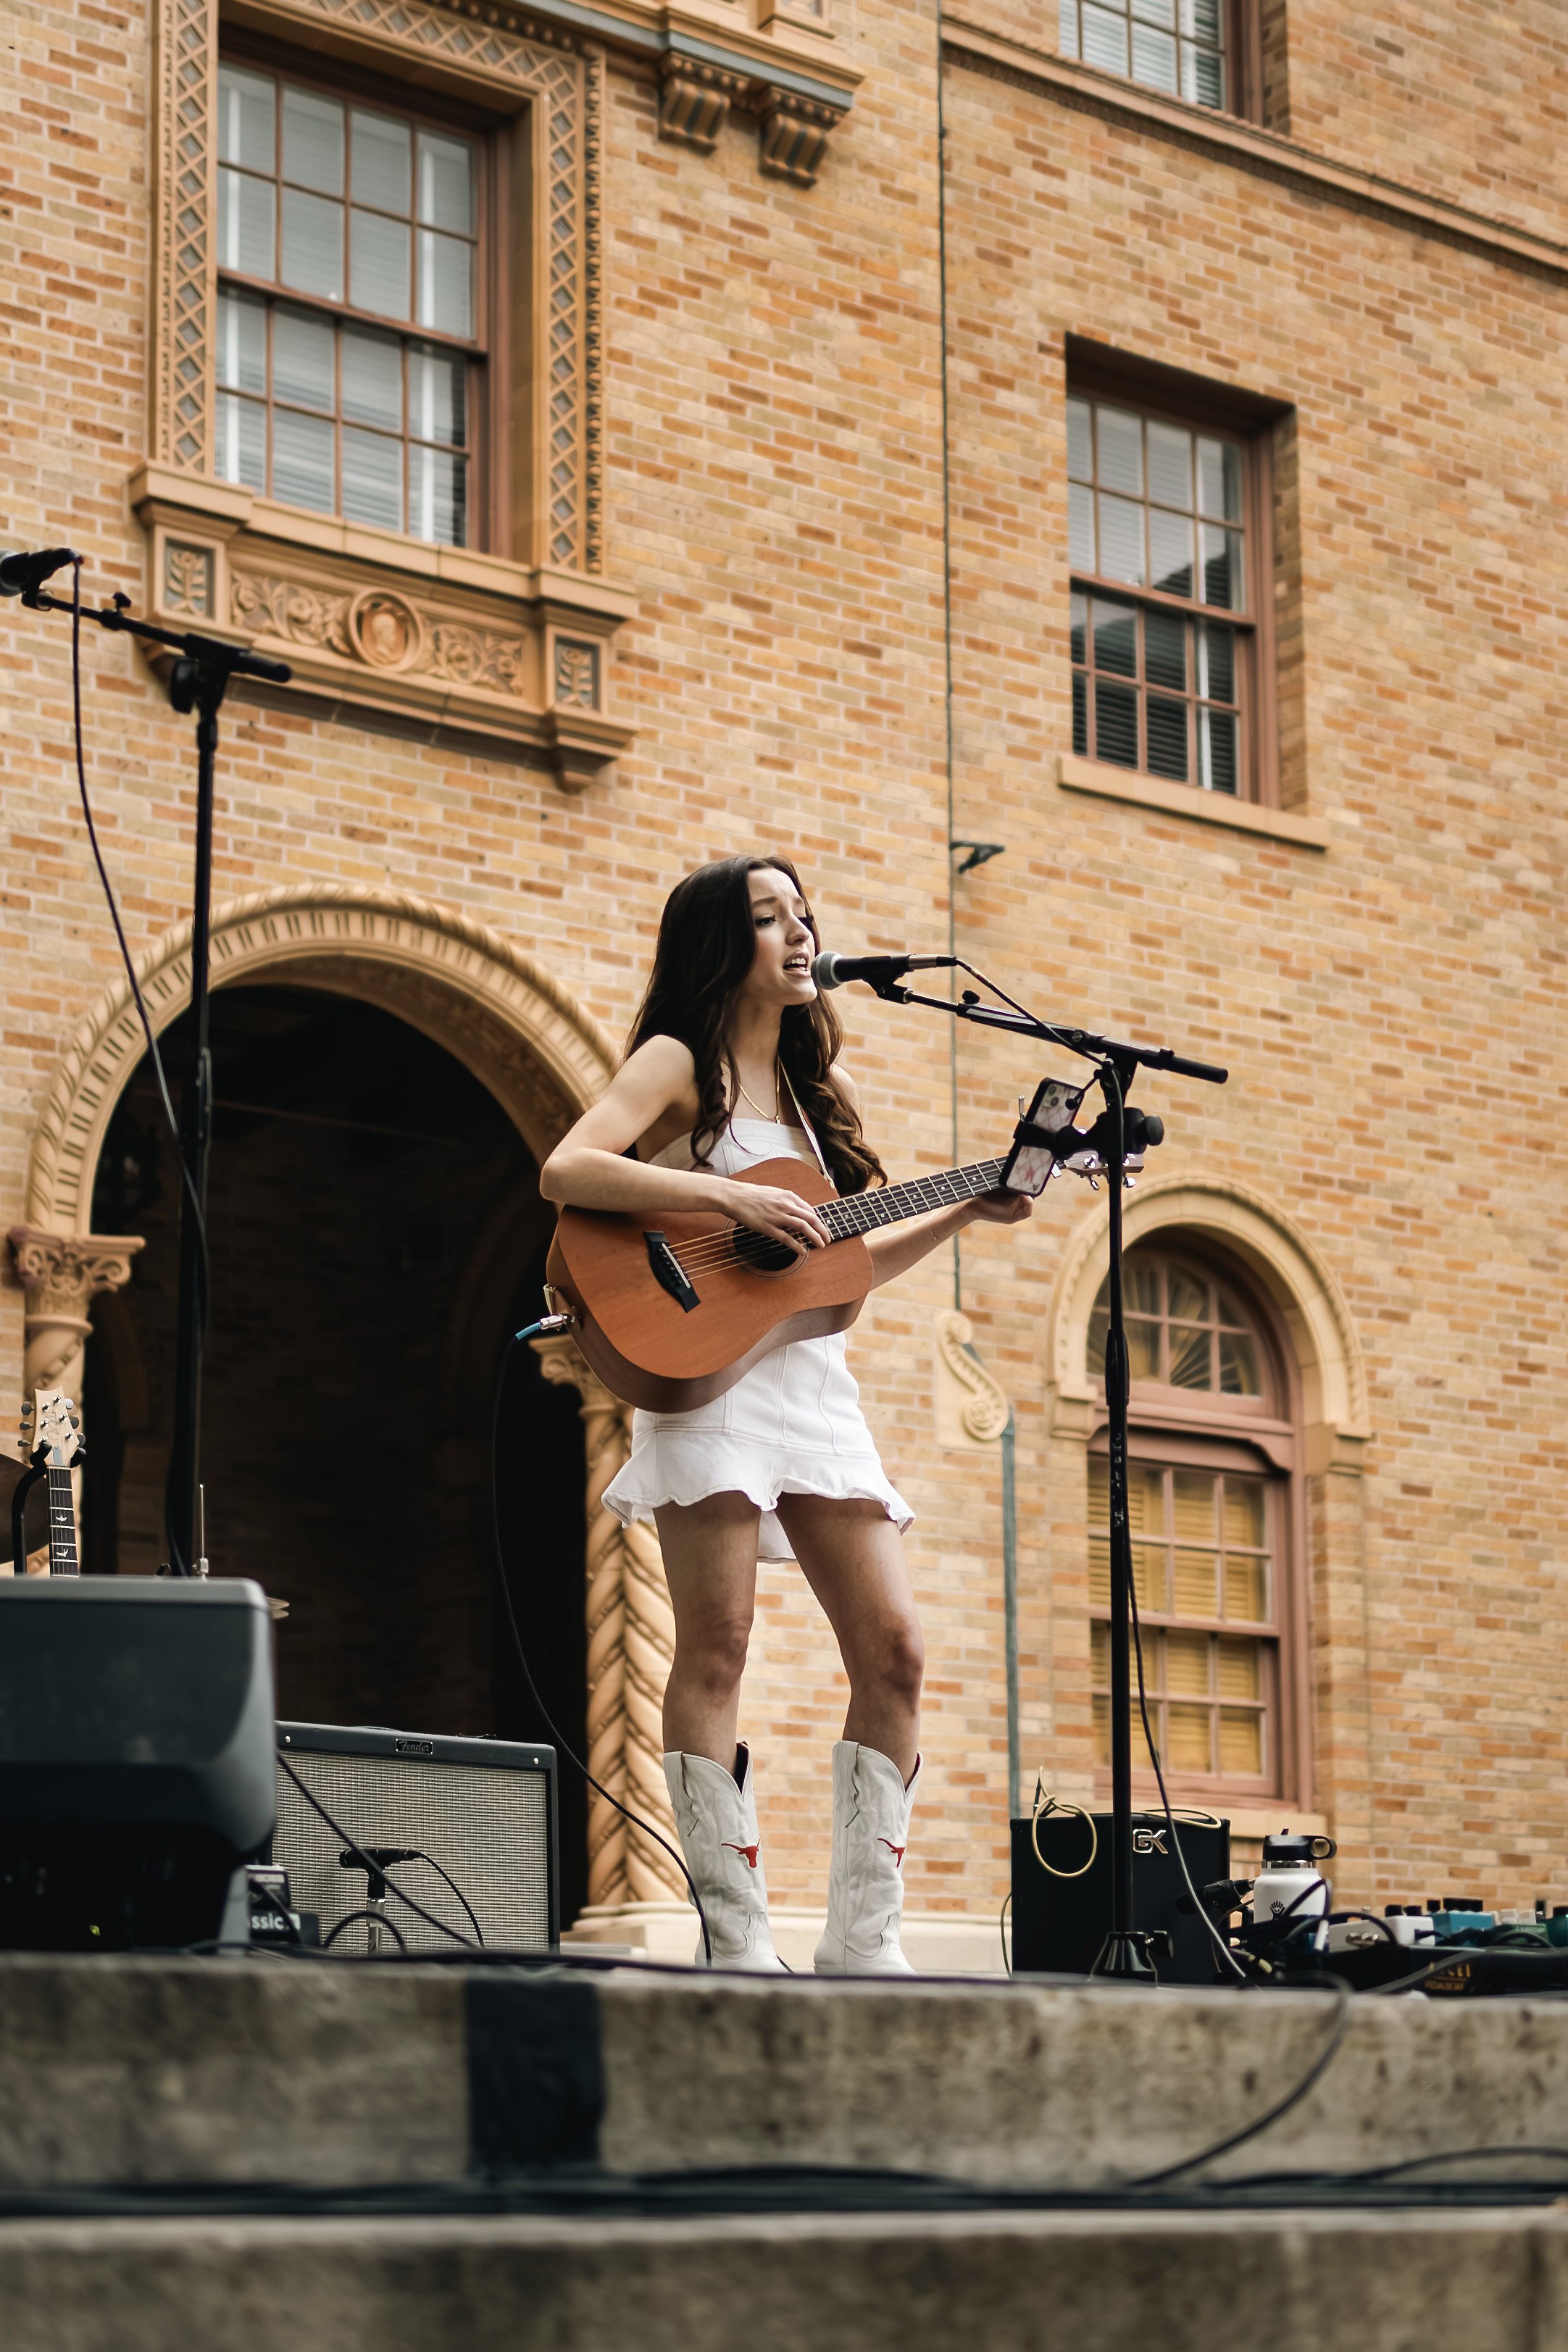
left=718, top=1178, right=831, bottom=1251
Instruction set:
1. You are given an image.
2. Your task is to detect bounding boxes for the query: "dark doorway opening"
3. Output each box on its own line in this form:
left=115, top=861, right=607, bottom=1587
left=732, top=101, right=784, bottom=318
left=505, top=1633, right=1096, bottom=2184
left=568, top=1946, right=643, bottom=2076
left=86, top=983, right=590, bottom=1925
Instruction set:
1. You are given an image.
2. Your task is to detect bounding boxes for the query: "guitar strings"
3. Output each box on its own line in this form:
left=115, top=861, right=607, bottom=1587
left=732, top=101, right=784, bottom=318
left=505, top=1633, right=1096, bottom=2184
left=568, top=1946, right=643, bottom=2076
left=663, top=1167, right=1008, bottom=1275
left=667, top=1172, right=1006, bottom=1264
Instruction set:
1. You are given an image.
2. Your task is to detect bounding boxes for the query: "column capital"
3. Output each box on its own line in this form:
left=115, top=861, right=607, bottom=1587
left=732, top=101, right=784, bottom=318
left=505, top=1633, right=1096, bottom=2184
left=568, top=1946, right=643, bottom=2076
left=8, top=1229, right=144, bottom=1322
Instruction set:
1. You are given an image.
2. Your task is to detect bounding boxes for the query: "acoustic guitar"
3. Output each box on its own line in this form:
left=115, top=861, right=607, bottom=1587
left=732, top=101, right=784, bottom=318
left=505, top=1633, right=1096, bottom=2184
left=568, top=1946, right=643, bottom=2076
left=547, top=1148, right=1030, bottom=1414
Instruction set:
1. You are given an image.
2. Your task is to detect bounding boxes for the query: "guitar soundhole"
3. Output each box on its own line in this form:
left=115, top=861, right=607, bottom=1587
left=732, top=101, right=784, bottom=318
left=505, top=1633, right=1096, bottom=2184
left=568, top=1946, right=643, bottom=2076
left=730, top=1226, right=803, bottom=1277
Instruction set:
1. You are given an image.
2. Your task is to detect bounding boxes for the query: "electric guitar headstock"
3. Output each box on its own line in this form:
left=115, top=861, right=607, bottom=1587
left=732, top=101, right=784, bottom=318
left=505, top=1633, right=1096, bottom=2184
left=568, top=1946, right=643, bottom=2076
left=19, top=1388, right=86, bottom=1472
left=16, top=1389, right=85, bottom=1577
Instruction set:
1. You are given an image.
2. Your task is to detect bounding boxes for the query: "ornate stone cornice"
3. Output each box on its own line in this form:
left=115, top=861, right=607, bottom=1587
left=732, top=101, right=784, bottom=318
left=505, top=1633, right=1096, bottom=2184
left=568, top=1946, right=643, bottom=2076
left=130, top=467, right=636, bottom=785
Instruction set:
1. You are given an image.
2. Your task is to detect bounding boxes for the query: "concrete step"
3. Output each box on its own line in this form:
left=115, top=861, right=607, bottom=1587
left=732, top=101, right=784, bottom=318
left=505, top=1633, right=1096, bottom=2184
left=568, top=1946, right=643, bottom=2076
left=2, top=2208, right=1567, bottom=2352
left=4, top=1956, right=1568, bottom=2192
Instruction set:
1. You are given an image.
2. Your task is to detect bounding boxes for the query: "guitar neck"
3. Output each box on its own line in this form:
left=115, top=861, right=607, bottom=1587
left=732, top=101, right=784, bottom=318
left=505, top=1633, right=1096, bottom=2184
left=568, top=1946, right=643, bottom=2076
left=820, top=1159, right=1005, bottom=1242
left=47, top=1463, right=79, bottom=1577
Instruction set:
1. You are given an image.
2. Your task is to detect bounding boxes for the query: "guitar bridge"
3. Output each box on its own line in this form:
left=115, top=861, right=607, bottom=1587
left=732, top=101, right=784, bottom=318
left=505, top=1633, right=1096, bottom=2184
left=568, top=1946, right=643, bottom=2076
left=645, top=1230, right=699, bottom=1313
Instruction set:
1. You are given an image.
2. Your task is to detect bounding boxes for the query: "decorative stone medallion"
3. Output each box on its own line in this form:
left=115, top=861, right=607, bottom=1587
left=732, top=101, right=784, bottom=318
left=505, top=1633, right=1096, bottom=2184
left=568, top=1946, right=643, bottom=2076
left=348, top=589, right=425, bottom=673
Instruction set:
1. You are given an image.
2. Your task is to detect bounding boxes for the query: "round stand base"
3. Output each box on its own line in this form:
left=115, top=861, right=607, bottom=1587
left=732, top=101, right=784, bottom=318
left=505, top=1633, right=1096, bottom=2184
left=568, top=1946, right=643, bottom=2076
left=1090, top=1929, right=1163, bottom=1981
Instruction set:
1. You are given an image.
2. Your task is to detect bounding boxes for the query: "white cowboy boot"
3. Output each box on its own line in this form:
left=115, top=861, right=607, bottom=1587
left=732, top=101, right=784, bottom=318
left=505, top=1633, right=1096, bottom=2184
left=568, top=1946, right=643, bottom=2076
left=814, top=1741, right=922, bottom=1975
left=663, top=1742, right=785, bottom=1972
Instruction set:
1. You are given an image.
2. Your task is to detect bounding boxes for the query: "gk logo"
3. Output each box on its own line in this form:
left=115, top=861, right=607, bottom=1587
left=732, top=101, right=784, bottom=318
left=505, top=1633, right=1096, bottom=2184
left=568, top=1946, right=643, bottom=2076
left=1132, top=1827, right=1168, bottom=1856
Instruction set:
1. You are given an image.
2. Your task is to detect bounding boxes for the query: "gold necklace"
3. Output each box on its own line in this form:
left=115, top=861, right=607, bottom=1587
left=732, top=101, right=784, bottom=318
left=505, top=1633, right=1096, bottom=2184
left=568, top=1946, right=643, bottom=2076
left=733, top=1059, right=782, bottom=1122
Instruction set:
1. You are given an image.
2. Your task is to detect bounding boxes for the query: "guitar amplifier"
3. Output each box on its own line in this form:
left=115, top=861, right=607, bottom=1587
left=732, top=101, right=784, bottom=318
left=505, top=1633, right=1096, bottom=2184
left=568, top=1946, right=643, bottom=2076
left=1011, top=1809, right=1230, bottom=1985
left=272, top=1723, right=559, bottom=1954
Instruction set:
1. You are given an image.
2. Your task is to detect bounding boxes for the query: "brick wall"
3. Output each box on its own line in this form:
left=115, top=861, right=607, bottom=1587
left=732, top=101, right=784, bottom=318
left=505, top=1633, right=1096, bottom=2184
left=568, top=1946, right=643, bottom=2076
left=3, top=0, right=1567, bottom=1924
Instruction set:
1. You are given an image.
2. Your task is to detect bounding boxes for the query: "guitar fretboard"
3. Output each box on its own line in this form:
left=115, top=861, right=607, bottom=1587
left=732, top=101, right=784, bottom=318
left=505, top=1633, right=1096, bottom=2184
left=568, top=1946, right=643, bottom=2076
left=48, top=1464, right=79, bottom=1576
left=820, top=1159, right=1006, bottom=1241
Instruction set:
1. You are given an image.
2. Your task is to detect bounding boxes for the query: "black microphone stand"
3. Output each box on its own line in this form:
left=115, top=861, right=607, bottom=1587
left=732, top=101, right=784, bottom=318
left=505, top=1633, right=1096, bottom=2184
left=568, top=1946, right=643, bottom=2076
left=857, top=958, right=1227, bottom=1980
left=16, top=576, right=291, bottom=1576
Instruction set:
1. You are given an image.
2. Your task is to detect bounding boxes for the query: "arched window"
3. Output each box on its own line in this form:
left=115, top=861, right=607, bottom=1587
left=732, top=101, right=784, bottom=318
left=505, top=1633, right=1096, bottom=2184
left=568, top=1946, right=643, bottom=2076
left=1086, top=1248, right=1301, bottom=1801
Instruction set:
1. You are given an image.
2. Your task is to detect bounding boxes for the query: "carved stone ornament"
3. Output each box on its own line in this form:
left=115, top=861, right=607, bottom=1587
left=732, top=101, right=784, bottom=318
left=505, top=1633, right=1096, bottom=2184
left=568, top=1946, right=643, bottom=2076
left=7, top=1228, right=146, bottom=1428
left=532, top=1335, right=685, bottom=1908
left=348, top=589, right=425, bottom=673
left=134, top=478, right=635, bottom=783
left=554, top=638, right=601, bottom=711
left=756, top=89, right=843, bottom=185
left=657, top=56, right=750, bottom=152
left=933, top=1309, right=1012, bottom=1448
left=233, top=572, right=352, bottom=654
left=164, top=543, right=212, bottom=616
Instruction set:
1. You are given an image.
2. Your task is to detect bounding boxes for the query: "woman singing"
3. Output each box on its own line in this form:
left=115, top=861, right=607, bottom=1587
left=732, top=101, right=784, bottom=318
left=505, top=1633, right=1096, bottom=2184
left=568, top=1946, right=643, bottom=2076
left=540, top=856, right=1030, bottom=1971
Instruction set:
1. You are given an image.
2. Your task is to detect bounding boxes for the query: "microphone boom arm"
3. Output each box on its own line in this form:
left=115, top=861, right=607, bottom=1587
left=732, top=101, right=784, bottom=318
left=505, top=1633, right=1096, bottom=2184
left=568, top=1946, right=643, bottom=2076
left=880, top=971, right=1228, bottom=1085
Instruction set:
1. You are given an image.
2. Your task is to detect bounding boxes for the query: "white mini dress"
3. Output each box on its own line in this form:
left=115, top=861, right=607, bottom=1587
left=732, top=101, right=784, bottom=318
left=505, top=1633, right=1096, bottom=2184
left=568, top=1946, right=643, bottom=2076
left=601, top=1113, right=914, bottom=1561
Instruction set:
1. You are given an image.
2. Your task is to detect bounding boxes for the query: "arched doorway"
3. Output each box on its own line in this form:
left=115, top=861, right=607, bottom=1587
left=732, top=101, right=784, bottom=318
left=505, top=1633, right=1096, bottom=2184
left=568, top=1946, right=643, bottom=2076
left=17, top=885, right=686, bottom=1929
left=83, top=983, right=593, bottom=1922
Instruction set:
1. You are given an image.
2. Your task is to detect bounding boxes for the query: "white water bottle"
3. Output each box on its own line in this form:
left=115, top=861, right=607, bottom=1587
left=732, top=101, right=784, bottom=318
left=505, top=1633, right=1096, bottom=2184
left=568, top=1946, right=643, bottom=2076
left=1252, top=1830, right=1336, bottom=1936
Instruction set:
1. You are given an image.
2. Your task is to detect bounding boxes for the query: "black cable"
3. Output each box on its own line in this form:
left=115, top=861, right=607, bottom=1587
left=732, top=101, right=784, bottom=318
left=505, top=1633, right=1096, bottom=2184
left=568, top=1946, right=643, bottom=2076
left=67, top=557, right=212, bottom=1577
left=493, top=1322, right=713, bottom=1963
left=321, top=1908, right=409, bottom=1954
left=1129, top=1976, right=1352, bottom=2187
left=999, top=1888, right=1012, bottom=1976
left=275, top=1751, right=475, bottom=1949
left=1319, top=2143, right=1568, bottom=2185
left=402, top=1851, right=483, bottom=1946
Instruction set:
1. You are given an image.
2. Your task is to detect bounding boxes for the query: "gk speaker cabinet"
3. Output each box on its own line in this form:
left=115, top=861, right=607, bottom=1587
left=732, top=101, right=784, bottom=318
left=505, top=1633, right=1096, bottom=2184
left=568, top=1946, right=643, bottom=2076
left=1010, top=1810, right=1230, bottom=1984
left=273, top=1722, right=558, bottom=1953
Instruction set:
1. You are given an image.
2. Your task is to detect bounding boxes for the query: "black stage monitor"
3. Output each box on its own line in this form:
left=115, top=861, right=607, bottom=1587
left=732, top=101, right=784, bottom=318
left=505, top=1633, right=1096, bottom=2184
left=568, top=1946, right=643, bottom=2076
left=0, top=1577, right=275, bottom=1951
left=1011, top=1807, right=1230, bottom=1985
left=273, top=1722, right=559, bottom=1954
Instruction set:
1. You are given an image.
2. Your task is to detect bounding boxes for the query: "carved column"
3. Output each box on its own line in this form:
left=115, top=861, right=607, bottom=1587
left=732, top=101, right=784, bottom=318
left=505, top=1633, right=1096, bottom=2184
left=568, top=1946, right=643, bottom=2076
left=8, top=1230, right=145, bottom=1414
left=532, top=1335, right=684, bottom=1909
left=7, top=1229, right=144, bottom=1572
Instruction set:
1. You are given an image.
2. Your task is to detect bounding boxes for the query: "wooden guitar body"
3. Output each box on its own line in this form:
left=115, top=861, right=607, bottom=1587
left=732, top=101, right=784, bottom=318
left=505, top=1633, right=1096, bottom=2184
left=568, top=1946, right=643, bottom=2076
left=546, top=1157, right=873, bottom=1414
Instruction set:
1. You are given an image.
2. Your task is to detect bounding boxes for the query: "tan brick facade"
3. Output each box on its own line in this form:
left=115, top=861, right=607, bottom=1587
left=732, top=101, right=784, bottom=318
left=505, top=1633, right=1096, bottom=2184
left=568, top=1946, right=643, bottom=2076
left=2, top=0, right=1565, bottom=1930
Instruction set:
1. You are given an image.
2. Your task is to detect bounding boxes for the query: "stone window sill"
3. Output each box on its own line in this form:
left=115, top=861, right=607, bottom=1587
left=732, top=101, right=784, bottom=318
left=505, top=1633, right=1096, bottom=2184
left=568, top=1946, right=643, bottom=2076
left=130, top=464, right=638, bottom=789
left=1057, top=753, right=1328, bottom=850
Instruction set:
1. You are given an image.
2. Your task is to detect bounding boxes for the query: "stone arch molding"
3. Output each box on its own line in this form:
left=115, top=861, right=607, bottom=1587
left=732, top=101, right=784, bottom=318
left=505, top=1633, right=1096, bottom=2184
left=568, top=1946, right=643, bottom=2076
left=26, top=884, right=619, bottom=1235
left=1043, top=1173, right=1369, bottom=1474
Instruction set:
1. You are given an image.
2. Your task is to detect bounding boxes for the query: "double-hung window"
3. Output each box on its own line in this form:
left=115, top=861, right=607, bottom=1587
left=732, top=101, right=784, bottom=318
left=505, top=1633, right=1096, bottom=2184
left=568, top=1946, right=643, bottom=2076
left=1068, top=389, right=1263, bottom=798
left=214, top=60, right=483, bottom=548
left=1085, top=1248, right=1304, bottom=1803
left=1057, top=0, right=1261, bottom=119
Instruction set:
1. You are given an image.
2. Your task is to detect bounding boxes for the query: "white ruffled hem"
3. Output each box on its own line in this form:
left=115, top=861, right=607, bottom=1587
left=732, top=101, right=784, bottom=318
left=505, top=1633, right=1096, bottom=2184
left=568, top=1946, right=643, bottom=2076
left=604, top=1441, right=914, bottom=1561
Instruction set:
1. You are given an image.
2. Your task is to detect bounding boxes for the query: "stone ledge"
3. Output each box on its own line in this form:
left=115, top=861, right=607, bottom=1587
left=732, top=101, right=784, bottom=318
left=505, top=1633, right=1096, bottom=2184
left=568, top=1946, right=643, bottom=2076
left=1057, top=753, right=1330, bottom=848
left=0, top=2210, right=1564, bottom=2352
left=11, top=1958, right=1568, bottom=2195
left=129, top=466, right=638, bottom=788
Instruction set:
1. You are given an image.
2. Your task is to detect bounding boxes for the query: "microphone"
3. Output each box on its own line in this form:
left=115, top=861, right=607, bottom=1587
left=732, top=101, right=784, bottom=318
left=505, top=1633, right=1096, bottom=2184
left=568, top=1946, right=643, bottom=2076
left=810, top=950, right=956, bottom=992
left=0, top=547, right=80, bottom=597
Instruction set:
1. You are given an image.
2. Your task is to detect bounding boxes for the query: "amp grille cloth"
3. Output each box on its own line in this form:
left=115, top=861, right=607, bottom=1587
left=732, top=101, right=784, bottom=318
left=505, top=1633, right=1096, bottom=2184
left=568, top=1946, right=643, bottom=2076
left=274, top=1750, right=551, bottom=1953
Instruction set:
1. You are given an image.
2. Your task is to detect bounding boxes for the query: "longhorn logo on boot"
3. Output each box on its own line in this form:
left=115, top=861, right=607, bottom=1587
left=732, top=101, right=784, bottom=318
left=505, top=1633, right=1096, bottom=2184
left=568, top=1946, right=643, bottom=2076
left=723, top=1842, right=760, bottom=1869
left=878, top=1840, right=906, bottom=1867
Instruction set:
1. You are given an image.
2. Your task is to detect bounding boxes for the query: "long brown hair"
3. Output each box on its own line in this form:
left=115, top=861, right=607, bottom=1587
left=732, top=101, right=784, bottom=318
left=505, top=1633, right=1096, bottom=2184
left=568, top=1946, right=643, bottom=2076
left=626, top=854, right=885, bottom=1195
